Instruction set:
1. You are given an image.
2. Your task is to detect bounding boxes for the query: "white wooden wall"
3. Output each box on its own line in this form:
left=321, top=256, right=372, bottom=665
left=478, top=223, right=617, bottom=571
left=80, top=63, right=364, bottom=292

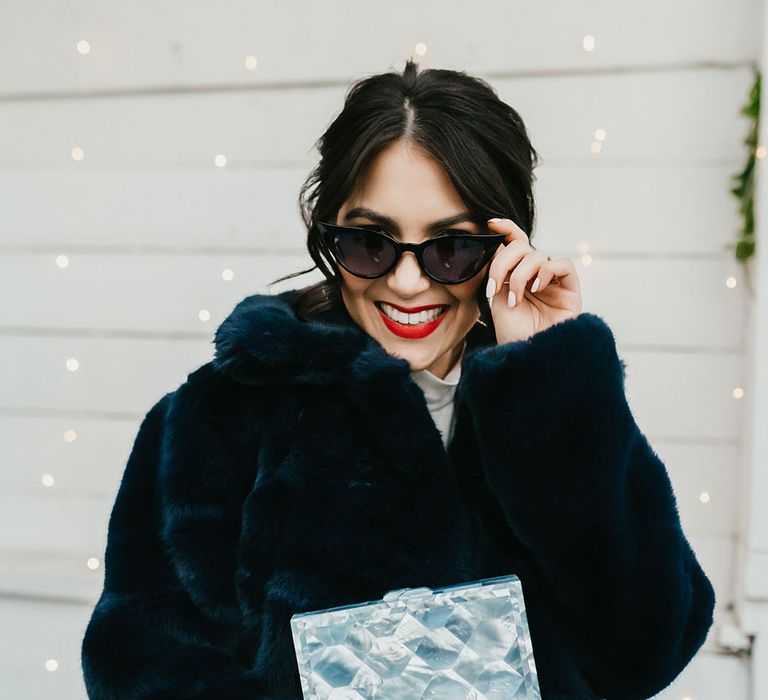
left=0, top=1, right=763, bottom=697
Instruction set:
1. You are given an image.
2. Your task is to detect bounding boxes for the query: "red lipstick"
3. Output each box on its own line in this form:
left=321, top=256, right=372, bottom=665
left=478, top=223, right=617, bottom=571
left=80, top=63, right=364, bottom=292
left=375, top=301, right=449, bottom=339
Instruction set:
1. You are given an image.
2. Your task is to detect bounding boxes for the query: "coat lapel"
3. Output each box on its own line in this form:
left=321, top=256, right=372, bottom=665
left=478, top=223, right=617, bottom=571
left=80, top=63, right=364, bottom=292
left=212, top=288, right=495, bottom=478
left=212, top=288, right=376, bottom=388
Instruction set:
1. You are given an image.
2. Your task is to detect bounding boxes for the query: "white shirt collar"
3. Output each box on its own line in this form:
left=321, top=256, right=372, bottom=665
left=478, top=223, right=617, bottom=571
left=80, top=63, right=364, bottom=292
left=409, top=341, right=465, bottom=411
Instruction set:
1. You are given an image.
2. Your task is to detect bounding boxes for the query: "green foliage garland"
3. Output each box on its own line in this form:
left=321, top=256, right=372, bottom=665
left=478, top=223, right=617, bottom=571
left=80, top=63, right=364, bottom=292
left=729, top=69, right=761, bottom=290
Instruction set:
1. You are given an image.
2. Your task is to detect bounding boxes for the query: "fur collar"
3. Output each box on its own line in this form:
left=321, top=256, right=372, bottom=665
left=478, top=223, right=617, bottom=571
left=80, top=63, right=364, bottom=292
left=211, top=287, right=495, bottom=387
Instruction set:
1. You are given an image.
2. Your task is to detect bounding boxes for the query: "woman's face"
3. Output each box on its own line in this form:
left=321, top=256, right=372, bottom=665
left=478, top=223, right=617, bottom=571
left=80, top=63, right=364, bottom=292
left=334, top=139, right=489, bottom=379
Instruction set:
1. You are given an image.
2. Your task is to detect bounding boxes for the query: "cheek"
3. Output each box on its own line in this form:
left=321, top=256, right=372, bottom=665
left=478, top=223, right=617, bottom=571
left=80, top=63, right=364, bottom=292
left=451, top=277, right=484, bottom=309
left=339, top=270, right=376, bottom=306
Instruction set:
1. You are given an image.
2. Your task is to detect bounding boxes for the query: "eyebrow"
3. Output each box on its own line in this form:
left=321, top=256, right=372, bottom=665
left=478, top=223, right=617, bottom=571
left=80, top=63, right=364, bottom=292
left=342, top=207, right=479, bottom=236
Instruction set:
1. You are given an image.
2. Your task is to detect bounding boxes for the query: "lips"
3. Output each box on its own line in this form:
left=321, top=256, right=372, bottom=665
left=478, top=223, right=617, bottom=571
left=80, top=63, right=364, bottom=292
left=375, top=301, right=450, bottom=339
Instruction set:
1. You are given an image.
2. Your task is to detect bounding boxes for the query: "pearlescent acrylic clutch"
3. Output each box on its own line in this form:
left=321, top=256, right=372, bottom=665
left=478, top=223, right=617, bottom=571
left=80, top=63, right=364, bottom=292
left=289, top=573, right=541, bottom=699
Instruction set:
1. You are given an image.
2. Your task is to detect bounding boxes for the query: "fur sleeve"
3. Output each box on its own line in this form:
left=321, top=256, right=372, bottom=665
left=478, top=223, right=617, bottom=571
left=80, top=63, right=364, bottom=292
left=457, top=312, right=716, bottom=700
left=80, top=392, right=278, bottom=700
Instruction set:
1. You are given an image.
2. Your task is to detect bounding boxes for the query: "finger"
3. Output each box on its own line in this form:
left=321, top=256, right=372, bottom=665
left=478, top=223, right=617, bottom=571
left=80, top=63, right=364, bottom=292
left=485, top=239, right=532, bottom=303
left=531, top=257, right=580, bottom=295
left=506, top=250, right=550, bottom=307
left=530, top=263, right=557, bottom=293
left=487, top=217, right=531, bottom=247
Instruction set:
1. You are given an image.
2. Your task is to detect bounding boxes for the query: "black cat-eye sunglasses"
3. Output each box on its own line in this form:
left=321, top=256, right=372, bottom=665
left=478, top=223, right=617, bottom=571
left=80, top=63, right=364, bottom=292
left=317, top=222, right=507, bottom=285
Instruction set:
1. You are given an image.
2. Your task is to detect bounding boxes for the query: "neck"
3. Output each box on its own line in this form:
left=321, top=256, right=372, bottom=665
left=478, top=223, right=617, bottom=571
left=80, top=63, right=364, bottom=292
left=423, top=338, right=467, bottom=380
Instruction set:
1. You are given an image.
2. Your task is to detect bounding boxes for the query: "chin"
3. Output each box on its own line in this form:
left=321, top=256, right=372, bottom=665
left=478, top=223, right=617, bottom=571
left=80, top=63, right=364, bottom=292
left=385, top=344, right=435, bottom=368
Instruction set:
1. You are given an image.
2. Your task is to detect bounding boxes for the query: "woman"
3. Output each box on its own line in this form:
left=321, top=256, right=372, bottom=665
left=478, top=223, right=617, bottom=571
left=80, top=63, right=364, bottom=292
left=81, top=60, right=715, bottom=699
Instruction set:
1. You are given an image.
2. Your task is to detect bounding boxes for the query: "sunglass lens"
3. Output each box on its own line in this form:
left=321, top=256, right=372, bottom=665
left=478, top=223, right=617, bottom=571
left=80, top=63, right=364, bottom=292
left=423, top=237, right=491, bottom=283
left=332, top=228, right=397, bottom=277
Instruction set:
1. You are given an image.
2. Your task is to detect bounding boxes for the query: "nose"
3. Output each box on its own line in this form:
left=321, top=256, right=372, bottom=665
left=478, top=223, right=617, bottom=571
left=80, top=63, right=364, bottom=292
left=386, top=251, right=430, bottom=296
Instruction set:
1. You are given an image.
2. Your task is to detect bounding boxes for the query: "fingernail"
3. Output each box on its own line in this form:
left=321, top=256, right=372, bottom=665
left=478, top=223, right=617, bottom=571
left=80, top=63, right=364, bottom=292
left=508, top=290, right=516, bottom=308
left=488, top=218, right=501, bottom=223
left=531, top=277, right=541, bottom=293
left=485, top=277, right=496, bottom=299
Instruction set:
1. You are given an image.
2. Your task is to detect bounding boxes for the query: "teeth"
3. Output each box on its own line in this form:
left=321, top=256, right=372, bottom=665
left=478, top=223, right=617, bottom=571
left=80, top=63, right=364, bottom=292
left=380, top=302, right=445, bottom=325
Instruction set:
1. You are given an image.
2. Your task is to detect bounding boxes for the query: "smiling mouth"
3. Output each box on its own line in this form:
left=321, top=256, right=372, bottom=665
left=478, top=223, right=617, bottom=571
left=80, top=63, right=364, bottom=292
left=375, top=301, right=449, bottom=325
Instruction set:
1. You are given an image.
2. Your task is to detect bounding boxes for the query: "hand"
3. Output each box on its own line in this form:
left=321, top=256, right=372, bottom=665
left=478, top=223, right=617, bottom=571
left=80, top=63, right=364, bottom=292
left=485, top=217, right=582, bottom=344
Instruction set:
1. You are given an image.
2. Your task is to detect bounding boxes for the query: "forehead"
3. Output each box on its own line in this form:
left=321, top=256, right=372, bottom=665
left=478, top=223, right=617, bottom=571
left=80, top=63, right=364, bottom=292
left=342, top=141, right=469, bottom=222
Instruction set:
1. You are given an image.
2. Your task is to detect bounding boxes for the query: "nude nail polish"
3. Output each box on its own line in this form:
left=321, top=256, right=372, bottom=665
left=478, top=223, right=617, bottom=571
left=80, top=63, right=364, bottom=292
left=485, top=278, right=496, bottom=307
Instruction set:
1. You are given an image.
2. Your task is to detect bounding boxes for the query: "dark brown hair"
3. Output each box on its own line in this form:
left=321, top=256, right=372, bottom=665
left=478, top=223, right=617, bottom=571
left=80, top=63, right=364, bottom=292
left=270, top=58, right=540, bottom=320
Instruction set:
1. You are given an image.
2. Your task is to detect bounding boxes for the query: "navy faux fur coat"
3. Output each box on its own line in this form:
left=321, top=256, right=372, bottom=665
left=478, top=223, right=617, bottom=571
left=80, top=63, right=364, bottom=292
left=81, top=287, right=715, bottom=700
